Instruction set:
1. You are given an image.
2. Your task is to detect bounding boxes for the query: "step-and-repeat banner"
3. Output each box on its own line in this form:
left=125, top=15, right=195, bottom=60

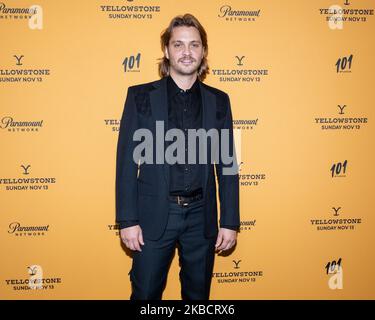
left=1, top=0, right=374, bottom=299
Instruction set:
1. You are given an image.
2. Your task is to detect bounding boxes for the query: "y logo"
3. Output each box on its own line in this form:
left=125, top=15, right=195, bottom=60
left=14, top=55, right=24, bottom=66
left=338, top=105, right=347, bottom=115
left=332, top=207, right=341, bottom=216
left=28, top=265, right=43, bottom=289
left=21, top=165, right=31, bottom=175
left=235, top=56, right=245, bottom=66
left=233, top=260, right=241, bottom=269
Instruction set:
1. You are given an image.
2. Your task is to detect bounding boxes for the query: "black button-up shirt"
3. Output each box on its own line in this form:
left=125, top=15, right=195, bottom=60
left=167, top=75, right=203, bottom=197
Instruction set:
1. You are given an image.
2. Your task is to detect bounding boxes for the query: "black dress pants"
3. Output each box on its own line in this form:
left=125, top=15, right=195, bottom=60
left=129, top=197, right=217, bottom=300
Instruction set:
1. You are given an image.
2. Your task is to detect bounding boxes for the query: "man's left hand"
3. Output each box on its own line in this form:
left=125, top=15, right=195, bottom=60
left=215, top=228, right=237, bottom=253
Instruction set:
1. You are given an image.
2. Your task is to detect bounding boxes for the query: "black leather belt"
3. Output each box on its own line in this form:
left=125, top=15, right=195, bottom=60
left=168, top=193, right=203, bottom=206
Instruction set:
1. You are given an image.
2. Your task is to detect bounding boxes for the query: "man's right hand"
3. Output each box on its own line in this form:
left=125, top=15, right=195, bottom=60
left=120, top=225, right=145, bottom=252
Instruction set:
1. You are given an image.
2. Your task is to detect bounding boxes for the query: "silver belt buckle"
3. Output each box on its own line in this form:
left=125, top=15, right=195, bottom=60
left=177, top=196, right=188, bottom=206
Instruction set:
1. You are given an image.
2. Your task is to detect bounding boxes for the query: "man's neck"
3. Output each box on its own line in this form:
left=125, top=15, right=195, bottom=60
left=169, top=72, right=198, bottom=91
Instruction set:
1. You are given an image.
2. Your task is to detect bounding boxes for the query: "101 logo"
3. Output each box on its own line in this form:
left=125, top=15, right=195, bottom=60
left=325, top=258, right=343, bottom=290
left=335, top=54, right=353, bottom=73
left=330, top=160, right=348, bottom=178
left=123, top=53, right=141, bottom=73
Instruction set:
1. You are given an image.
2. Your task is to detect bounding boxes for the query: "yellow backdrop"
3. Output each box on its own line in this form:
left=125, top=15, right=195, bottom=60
left=1, top=0, right=374, bottom=299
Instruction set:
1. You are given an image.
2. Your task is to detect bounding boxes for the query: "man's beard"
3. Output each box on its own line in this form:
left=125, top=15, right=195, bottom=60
left=171, top=57, right=201, bottom=75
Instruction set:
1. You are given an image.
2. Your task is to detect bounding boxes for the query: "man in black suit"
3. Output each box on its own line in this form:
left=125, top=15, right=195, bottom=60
left=116, top=13, right=240, bottom=300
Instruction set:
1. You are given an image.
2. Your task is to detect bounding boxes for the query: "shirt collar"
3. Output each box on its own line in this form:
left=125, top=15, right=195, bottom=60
left=167, top=75, right=200, bottom=97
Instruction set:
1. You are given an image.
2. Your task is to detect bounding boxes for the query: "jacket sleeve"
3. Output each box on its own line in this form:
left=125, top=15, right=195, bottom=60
left=215, top=93, right=240, bottom=230
left=115, top=87, right=139, bottom=226
left=118, top=220, right=139, bottom=229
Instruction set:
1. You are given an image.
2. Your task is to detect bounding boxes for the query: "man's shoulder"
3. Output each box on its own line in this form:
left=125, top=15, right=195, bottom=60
left=200, top=81, right=229, bottom=101
left=127, top=78, right=161, bottom=94
left=200, top=81, right=230, bottom=110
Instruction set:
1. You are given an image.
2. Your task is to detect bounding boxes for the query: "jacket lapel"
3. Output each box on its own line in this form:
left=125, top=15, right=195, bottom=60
left=200, top=82, right=217, bottom=197
left=150, top=77, right=169, bottom=189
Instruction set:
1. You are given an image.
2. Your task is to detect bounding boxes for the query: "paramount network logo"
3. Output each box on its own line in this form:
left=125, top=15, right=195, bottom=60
left=233, top=118, right=259, bottom=131
left=8, top=222, right=50, bottom=237
left=218, top=5, right=261, bottom=22
left=0, top=3, right=43, bottom=29
left=240, top=219, right=256, bottom=231
left=0, top=116, right=44, bottom=132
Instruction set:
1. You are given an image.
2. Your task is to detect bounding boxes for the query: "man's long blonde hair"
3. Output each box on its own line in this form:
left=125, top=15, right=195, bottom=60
left=158, top=13, right=209, bottom=81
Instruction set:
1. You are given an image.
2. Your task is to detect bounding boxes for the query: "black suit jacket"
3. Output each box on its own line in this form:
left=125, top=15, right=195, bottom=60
left=116, top=76, right=240, bottom=240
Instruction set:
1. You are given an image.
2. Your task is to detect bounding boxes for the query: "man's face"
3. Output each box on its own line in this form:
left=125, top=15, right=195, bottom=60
left=165, top=26, right=205, bottom=77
